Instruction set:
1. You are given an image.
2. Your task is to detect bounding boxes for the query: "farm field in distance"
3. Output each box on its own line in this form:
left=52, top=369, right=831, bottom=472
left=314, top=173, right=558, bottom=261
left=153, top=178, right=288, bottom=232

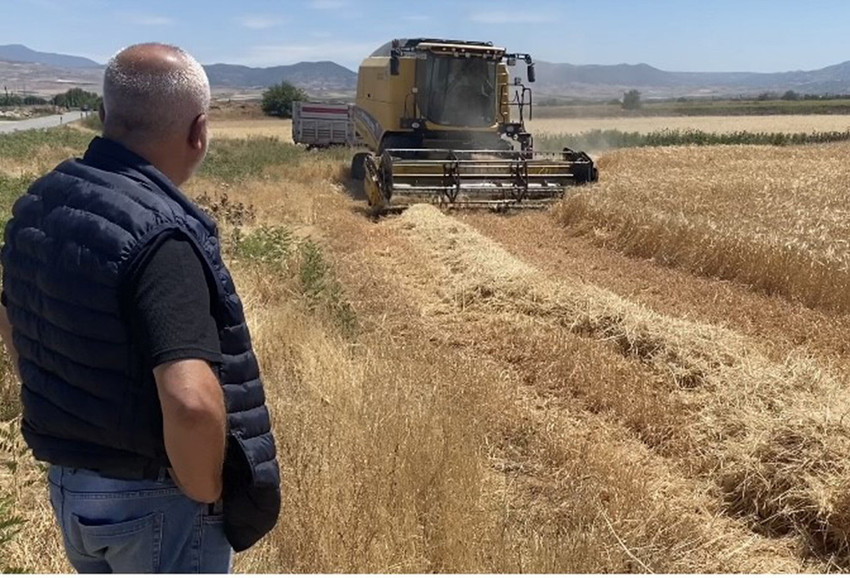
left=211, top=118, right=295, bottom=141
left=206, top=108, right=850, bottom=147
left=528, top=113, right=850, bottom=135
left=2, top=111, right=850, bottom=572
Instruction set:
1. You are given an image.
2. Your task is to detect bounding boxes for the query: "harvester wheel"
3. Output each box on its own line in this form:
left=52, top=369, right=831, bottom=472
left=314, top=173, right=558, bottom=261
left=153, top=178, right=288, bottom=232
left=350, top=152, right=368, bottom=180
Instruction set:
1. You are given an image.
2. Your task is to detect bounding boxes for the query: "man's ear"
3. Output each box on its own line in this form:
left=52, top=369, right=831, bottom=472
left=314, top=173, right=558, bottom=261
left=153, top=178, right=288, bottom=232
left=98, top=101, right=105, bottom=124
left=188, top=113, right=207, bottom=151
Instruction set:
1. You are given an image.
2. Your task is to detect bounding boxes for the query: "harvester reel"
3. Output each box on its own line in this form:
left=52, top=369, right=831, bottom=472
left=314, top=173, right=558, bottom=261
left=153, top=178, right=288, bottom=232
left=363, top=154, right=388, bottom=210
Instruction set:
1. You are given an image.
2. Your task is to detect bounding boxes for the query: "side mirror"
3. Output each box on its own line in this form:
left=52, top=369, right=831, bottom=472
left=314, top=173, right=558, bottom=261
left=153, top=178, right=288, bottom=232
left=390, top=53, right=400, bottom=76
left=527, top=63, right=536, bottom=83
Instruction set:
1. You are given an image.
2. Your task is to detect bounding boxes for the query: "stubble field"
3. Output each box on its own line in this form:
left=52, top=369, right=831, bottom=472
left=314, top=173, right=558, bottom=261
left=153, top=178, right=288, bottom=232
left=2, top=113, right=850, bottom=572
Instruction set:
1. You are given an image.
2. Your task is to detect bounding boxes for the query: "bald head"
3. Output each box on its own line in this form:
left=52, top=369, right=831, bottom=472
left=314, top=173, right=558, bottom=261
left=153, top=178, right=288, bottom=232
left=102, top=43, right=210, bottom=144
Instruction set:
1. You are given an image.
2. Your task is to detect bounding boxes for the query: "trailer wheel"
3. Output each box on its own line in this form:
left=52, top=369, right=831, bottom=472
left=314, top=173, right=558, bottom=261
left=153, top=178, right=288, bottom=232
left=351, top=152, right=368, bottom=180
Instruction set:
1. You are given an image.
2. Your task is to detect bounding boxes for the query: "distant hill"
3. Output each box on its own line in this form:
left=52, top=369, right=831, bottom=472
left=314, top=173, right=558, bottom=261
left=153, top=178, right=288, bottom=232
left=0, top=44, right=100, bottom=69
left=4, top=43, right=850, bottom=99
left=204, top=61, right=356, bottom=92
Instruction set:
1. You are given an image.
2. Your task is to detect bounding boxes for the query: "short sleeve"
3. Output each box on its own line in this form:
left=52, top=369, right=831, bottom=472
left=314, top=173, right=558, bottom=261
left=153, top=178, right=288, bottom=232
left=125, top=235, right=222, bottom=368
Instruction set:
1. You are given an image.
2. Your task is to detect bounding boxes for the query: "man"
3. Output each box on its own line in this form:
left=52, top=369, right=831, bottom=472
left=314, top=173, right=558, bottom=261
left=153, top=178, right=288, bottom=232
left=0, top=43, right=280, bottom=572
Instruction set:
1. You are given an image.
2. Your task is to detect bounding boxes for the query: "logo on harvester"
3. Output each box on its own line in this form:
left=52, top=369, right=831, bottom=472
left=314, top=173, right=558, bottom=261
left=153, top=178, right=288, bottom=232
left=352, top=106, right=382, bottom=145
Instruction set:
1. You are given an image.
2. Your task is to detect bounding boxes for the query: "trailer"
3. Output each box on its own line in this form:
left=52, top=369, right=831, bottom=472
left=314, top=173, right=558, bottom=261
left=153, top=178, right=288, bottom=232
left=292, top=102, right=362, bottom=148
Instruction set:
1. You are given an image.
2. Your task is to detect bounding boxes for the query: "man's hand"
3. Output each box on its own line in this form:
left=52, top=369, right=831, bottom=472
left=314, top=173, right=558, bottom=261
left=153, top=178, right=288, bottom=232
left=154, top=359, right=226, bottom=503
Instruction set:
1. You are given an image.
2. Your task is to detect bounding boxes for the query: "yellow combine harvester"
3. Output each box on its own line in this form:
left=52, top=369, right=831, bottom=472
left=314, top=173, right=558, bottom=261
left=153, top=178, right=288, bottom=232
left=350, top=38, right=598, bottom=211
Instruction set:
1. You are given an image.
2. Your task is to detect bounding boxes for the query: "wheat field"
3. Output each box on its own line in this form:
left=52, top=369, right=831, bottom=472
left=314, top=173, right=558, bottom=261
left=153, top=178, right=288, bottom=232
left=554, top=143, right=850, bottom=313
left=211, top=118, right=294, bottom=141
left=3, top=118, right=850, bottom=572
left=528, top=114, right=850, bottom=135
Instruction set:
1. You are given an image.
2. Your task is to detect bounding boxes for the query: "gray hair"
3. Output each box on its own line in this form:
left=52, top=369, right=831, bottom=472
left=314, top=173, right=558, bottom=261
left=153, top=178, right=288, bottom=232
left=102, top=43, right=210, bottom=141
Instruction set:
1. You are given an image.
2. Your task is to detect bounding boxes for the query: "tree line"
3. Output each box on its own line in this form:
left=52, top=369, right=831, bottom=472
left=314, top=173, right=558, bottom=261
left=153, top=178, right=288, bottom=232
left=0, top=87, right=100, bottom=109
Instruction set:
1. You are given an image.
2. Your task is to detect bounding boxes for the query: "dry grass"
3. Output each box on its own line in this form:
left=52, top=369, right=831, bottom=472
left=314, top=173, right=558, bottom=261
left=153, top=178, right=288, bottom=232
left=555, top=143, right=850, bottom=314
left=211, top=119, right=293, bottom=142
left=0, top=144, right=82, bottom=177
left=0, top=416, right=71, bottom=573
left=528, top=114, right=850, bottom=135
left=228, top=264, right=499, bottom=572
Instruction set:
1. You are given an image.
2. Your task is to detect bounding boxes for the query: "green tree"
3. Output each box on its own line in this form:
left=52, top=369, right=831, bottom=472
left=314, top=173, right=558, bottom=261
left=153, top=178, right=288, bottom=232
left=261, top=81, right=308, bottom=118
left=622, top=89, right=642, bottom=110
left=52, top=88, right=100, bottom=109
left=781, top=90, right=800, bottom=101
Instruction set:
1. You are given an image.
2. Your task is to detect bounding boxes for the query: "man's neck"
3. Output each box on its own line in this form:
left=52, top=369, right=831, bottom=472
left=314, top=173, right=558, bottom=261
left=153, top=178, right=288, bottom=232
left=104, top=132, right=183, bottom=186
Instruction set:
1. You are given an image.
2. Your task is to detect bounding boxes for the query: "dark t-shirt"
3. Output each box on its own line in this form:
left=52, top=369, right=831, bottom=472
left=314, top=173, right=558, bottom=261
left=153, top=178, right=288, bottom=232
left=123, top=235, right=221, bottom=368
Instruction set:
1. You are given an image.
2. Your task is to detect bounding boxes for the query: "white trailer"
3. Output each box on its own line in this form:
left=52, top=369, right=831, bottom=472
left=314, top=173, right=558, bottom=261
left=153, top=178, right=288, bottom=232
left=292, top=102, right=361, bottom=148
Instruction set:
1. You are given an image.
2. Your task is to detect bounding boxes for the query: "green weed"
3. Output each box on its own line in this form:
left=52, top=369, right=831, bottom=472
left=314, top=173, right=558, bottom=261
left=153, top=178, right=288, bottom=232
left=0, top=127, right=90, bottom=160
left=79, top=113, right=102, bottom=132
left=536, top=128, right=850, bottom=151
left=233, top=225, right=294, bottom=270
left=299, top=241, right=357, bottom=339
left=199, top=137, right=305, bottom=183
left=228, top=227, right=356, bottom=337
left=0, top=175, right=30, bottom=229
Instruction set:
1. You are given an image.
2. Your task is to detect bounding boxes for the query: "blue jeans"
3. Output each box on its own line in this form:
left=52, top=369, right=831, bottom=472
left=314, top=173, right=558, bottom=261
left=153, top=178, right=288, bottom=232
left=48, top=466, right=232, bottom=573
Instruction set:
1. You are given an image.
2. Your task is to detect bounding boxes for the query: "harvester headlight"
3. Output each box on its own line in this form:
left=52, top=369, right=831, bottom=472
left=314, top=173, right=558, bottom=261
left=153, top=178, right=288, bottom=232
left=412, top=122, right=421, bottom=129
left=506, top=126, right=514, bottom=133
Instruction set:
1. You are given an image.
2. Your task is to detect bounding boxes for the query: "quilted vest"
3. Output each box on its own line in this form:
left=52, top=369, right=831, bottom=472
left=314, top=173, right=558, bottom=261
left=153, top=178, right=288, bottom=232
left=1, top=137, right=280, bottom=551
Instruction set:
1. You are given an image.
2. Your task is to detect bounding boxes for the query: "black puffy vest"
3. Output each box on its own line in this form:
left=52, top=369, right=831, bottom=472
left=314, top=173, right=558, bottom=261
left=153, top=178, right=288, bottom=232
left=1, top=137, right=280, bottom=551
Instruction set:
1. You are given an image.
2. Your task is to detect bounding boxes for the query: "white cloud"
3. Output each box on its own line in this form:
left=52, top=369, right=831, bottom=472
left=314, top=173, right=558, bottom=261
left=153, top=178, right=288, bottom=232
left=239, top=15, right=284, bottom=30
left=117, top=12, right=174, bottom=26
left=241, top=41, right=379, bottom=69
left=468, top=12, right=551, bottom=24
left=309, top=0, right=347, bottom=10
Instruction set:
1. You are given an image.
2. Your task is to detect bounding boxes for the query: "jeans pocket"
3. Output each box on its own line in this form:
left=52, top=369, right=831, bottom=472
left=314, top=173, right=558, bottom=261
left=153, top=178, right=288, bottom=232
left=199, top=514, right=232, bottom=573
left=72, top=511, right=163, bottom=573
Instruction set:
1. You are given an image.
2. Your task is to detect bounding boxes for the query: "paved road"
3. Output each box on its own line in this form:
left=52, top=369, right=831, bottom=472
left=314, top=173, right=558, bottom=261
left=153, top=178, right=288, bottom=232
left=0, top=111, right=88, bottom=134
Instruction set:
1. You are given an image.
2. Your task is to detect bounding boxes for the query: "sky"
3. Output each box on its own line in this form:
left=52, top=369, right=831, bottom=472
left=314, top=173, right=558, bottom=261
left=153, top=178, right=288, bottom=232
left=1, top=0, right=849, bottom=73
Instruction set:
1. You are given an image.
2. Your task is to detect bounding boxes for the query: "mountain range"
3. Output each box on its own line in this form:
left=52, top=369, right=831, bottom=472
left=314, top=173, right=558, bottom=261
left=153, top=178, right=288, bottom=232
left=3, top=44, right=850, bottom=99
left=530, top=61, right=850, bottom=98
left=0, top=44, right=100, bottom=69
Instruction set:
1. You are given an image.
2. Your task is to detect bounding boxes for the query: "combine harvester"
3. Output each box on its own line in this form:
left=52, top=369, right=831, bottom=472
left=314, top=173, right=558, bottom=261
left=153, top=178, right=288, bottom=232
left=348, top=38, right=598, bottom=212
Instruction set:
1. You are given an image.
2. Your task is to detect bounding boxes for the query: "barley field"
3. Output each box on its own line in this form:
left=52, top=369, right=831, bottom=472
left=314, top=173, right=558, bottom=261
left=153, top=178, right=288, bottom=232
left=3, top=117, right=850, bottom=572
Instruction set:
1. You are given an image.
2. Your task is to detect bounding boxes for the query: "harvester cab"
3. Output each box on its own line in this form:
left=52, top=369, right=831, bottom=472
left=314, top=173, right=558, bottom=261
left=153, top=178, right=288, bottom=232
left=351, top=38, right=598, bottom=212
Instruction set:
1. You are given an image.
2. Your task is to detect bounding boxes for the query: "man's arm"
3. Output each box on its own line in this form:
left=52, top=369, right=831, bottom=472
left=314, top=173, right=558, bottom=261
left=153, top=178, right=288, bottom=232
left=154, top=358, right=226, bottom=503
left=124, top=234, right=226, bottom=503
